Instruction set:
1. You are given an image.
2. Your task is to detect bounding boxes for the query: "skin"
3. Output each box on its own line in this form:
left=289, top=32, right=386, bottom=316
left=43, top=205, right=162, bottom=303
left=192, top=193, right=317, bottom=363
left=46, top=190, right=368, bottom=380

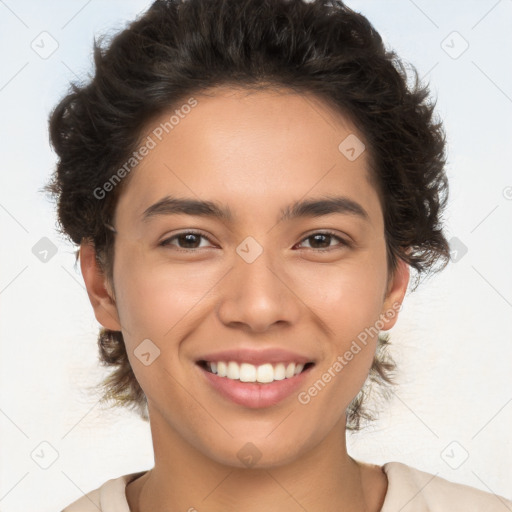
left=80, top=86, right=410, bottom=512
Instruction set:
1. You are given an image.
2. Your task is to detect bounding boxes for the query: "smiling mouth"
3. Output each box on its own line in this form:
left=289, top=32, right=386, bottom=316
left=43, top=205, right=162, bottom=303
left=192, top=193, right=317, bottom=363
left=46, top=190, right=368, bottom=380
left=197, top=360, right=315, bottom=384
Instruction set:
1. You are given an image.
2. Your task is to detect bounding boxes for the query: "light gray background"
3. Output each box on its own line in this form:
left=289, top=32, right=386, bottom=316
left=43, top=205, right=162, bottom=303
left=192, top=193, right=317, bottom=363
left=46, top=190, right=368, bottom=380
left=0, top=1, right=511, bottom=510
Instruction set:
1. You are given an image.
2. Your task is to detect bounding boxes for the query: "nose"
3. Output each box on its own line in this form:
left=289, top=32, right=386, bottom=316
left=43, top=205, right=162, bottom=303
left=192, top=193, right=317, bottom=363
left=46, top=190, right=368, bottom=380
left=216, top=247, right=302, bottom=333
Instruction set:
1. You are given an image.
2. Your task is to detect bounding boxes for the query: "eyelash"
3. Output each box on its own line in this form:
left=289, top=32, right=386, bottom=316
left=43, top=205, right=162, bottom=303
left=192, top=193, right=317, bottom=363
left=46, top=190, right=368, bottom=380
left=158, top=229, right=350, bottom=252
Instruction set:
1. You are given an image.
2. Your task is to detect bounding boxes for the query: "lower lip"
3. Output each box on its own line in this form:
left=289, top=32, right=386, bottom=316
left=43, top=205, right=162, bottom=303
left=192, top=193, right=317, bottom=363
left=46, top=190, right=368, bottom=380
left=197, top=363, right=314, bottom=409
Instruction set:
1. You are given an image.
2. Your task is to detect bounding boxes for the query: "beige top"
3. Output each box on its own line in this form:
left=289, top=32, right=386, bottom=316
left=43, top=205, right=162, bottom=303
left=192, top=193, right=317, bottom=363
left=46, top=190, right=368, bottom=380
left=61, top=461, right=512, bottom=511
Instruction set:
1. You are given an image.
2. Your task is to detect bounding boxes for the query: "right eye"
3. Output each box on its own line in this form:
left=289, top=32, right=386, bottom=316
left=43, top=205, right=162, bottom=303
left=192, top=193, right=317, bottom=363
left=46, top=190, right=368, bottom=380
left=159, top=230, right=215, bottom=251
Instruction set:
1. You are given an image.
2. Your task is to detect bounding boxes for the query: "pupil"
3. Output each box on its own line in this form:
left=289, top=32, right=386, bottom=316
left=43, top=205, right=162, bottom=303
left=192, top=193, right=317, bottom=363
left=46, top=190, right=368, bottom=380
left=310, top=234, right=330, bottom=248
left=180, top=233, right=200, bottom=248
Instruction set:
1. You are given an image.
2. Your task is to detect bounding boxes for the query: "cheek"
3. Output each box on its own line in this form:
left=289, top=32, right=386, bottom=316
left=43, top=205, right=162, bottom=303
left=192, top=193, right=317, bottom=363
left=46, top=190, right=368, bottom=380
left=292, top=252, right=388, bottom=338
left=112, top=240, right=226, bottom=343
left=290, top=251, right=387, bottom=390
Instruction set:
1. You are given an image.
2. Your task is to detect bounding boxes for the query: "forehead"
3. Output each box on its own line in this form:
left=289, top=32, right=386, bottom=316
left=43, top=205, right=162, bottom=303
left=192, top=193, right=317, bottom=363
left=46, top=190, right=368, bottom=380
left=114, top=86, right=381, bottom=229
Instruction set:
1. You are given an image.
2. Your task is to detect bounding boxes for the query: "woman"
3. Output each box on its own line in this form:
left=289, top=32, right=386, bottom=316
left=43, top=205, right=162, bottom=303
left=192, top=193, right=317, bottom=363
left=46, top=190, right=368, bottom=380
left=47, top=0, right=511, bottom=510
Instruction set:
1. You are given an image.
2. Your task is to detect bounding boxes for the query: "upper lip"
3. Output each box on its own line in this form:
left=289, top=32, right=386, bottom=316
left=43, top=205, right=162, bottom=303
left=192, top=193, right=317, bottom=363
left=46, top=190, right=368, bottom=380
left=196, top=348, right=315, bottom=366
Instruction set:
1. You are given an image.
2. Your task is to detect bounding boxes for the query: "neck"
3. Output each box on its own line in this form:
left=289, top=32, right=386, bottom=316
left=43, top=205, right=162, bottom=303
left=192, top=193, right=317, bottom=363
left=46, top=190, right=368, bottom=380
left=126, top=405, right=387, bottom=512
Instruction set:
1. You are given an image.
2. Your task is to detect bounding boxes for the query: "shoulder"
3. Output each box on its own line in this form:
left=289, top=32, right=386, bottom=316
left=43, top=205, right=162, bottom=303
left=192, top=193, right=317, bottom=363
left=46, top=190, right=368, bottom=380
left=380, top=461, right=512, bottom=512
left=61, top=471, right=147, bottom=512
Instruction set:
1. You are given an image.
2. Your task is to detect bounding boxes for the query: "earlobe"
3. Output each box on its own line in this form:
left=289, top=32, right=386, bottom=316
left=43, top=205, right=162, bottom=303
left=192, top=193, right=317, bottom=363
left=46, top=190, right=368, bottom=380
left=79, top=240, right=122, bottom=331
left=379, top=258, right=410, bottom=331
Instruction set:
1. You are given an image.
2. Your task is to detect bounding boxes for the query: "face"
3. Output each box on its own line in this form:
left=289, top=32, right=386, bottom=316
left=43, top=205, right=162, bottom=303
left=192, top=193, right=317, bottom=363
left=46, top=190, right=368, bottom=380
left=83, top=86, right=409, bottom=468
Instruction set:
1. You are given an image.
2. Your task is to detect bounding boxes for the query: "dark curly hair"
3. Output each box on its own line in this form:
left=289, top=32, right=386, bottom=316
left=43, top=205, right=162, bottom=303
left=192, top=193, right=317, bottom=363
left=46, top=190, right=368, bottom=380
left=45, top=0, right=450, bottom=430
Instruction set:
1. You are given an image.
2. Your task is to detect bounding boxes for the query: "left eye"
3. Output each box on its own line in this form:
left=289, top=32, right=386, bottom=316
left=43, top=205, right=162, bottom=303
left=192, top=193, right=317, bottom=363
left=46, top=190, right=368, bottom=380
left=295, top=231, right=348, bottom=250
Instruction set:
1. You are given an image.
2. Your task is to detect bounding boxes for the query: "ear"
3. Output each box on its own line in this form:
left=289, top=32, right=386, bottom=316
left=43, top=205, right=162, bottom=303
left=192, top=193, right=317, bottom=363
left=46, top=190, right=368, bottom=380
left=378, top=257, right=410, bottom=331
left=79, top=240, right=122, bottom=331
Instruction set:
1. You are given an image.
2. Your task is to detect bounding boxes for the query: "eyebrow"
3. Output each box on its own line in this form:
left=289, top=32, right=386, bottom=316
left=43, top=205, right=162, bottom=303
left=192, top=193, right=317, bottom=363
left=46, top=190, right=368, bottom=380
left=141, top=194, right=370, bottom=224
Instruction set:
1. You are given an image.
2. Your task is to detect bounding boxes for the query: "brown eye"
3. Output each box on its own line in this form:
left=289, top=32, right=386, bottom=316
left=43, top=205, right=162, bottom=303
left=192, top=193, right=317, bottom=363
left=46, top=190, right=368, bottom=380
left=296, top=231, right=349, bottom=250
left=159, top=231, right=213, bottom=250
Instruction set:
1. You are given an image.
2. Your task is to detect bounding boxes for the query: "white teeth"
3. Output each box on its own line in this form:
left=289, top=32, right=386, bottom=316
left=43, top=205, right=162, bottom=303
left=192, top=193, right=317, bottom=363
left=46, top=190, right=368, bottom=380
left=205, top=361, right=309, bottom=383
left=217, top=361, right=227, bottom=377
left=240, top=363, right=256, bottom=382
left=256, top=363, right=274, bottom=383
left=227, top=361, right=239, bottom=379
